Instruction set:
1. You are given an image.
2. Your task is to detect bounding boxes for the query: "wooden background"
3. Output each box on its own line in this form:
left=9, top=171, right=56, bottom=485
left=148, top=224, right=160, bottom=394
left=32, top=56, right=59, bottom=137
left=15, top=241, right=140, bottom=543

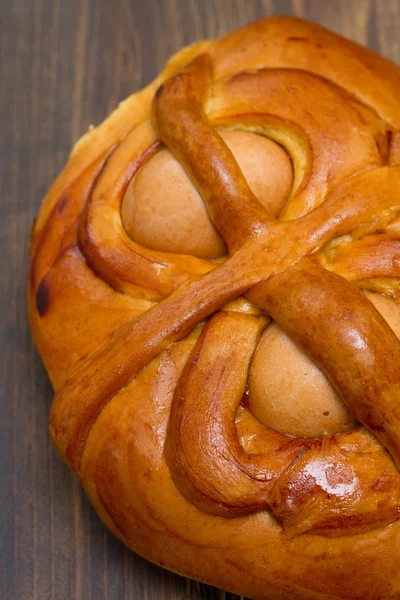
left=2, top=1, right=400, bottom=599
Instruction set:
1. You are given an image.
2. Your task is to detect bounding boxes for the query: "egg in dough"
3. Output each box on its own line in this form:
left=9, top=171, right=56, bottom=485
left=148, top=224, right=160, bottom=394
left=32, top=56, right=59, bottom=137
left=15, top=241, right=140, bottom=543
left=248, top=291, right=400, bottom=438
left=121, top=129, right=293, bottom=259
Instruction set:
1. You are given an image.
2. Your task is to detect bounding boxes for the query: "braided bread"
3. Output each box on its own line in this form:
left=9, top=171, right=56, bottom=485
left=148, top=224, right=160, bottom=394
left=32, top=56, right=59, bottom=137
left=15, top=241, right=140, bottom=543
left=28, top=16, right=400, bottom=600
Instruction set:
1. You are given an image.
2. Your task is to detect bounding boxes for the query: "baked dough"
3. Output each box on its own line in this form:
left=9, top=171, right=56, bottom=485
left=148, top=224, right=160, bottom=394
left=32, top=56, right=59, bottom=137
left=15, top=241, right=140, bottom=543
left=28, top=17, right=400, bottom=600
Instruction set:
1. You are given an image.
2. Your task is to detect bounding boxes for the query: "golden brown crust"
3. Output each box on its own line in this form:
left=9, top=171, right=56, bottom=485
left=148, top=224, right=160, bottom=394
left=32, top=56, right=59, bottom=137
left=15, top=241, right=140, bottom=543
left=28, top=16, right=400, bottom=600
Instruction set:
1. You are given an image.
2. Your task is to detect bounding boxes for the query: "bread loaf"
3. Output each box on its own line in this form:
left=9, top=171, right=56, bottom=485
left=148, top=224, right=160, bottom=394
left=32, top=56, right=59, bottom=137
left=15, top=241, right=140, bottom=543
left=28, top=17, right=400, bottom=599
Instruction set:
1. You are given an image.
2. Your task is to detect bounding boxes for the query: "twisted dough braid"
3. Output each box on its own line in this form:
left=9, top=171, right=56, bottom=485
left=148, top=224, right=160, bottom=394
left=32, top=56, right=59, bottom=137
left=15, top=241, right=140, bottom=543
left=29, top=16, right=400, bottom=600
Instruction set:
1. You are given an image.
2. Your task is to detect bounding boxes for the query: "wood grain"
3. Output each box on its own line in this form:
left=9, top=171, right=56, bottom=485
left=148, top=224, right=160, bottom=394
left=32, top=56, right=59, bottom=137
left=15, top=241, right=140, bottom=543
left=1, top=0, right=399, bottom=598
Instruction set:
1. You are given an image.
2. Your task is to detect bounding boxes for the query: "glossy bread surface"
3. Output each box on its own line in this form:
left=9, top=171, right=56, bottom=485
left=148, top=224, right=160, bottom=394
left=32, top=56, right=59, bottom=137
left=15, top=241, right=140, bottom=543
left=28, top=16, right=400, bottom=600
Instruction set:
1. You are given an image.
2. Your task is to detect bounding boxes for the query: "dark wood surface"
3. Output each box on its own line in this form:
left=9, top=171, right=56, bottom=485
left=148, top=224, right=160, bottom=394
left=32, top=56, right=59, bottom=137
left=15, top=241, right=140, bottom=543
left=2, top=1, right=400, bottom=599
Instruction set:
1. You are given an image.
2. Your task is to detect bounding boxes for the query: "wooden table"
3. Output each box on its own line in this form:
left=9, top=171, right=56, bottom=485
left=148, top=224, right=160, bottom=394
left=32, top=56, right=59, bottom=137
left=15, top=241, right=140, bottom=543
left=2, top=1, right=400, bottom=598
